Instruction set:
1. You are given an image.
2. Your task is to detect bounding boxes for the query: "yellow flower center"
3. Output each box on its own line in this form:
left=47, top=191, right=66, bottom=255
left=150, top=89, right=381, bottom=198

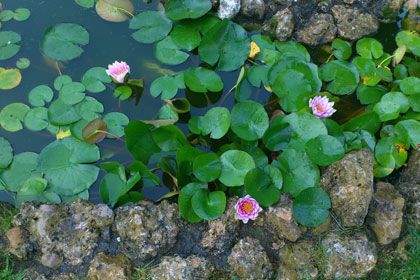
left=116, top=68, right=126, bottom=75
left=316, top=105, right=324, bottom=112
left=242, top=201, right=254, bottom=213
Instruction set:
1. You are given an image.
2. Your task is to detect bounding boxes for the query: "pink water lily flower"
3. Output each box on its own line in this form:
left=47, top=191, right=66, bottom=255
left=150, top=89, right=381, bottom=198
left=106, top=61, right=130, bottom=83
left=309, top=96, right=336, bottom=118
left=235, top=195, right=263, bottom=224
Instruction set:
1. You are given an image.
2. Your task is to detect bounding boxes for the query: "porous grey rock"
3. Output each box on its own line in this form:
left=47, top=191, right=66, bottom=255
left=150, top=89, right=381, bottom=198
left=321, top=149, right=374, bottom=227
left=273, top=8, right=295, bottom=41
left=331, top=5, right=379, bottom=40
left=322, top=232, right=377, bottom=279
left=228, top=237, right=273, bottom=280
left=240, top=0, right=266, bottom=20
left=277, top=240, right=318, bottom=280
left=150, top=255, right=214, bottom=280
left=11, top=201, right=114, bottom=267
left=218, top=0, right=241, bottom=19
left=400, top=149, right=420, bottom=184
left=5, top=226, right=30, bottom=259
left=295, top=13, right=337, bottom=46
left=113, top=200, right=179, bottom=261
left=368, top=182, right=405, bottom=245
left=26, top=271, right=78, bottom=280
left=87, top=252, right=132, bottom=280
left=201, top=197, right=240, bottom=255
left=257, top=193, right=305, bottom=242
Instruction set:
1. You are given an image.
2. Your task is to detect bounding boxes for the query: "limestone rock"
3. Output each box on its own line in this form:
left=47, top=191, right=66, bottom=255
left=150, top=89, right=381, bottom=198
left=240, top=0, right=265, bottom=20
left=218, top=0, right=241, bottom=19
left=6, top=226, right=30, bottom=259
left=228, top=237, right=273, bottom=280
left=150, top=255, right=214, bottom=280
left=11, top=201, right=114, bottom=267
left=322, top=232, right=377, bottom=279
left=400, top=149, right=420, bottom=184
left=273, top=8, right=295, bottom=41
left=295, top=13, right=337, bottom=46
left=201, top=197, right=240, bottom=255
left=321, top=149, right=374, bottom=227
left=113, top=200, right=179, bottom=261
left=368, top=182, right=404, bottom=245
left=258, top=193, right=305, bottom=242
left=331, top=5, right=379, bottom=40
left=87, top=252, right=132, bottom=280
left=277, top=240, right=318, bottom=280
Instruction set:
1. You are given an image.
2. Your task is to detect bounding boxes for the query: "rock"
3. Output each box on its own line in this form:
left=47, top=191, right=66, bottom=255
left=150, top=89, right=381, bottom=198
left=201, top=197, right=240, bottom=255
left=402, top=10, right=420, bottom=33
left=321, top=232, right=377, bottom=279
left=295, top=13, right=337, bottom=46
left=258, top=193, right=305, bottom=242
left=277, top=240, right=318, bottom=280
left=6, top=227, right=30, bottom=259
left=87, top=253, right=132, bottom=280
left=240, top=0, right=266, bottom=20
left=11, top=201, right=114, bottom=267
left=311, top=216, right=331, bottom=235
left=321, top=149, right=374, bottom=227
left=228, top=237, right=273, bottom=280
left=331, top=5, right=379, bottom=40
left=400, top=149, right=420, bottom=184
left=218, top=0, right=241, bottom=19
left=113, top=200, right=179, bottom=261
left=273, top=8, right=295, bottom=41
left=150, top=255, right=214, bottom=280
left=368, top=182, right=405, bottom=245
left=25, top=271, right=78, bottom=280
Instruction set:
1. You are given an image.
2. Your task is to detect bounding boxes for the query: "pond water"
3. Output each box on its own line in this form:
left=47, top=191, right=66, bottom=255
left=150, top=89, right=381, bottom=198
left=0, top=0, right=404, bottom=204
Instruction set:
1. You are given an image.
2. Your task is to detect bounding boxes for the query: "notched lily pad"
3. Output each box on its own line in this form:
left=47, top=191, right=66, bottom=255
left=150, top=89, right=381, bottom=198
left=0, top=68, right=22, bottom=90
left=96, top=0, right=134, bottom=22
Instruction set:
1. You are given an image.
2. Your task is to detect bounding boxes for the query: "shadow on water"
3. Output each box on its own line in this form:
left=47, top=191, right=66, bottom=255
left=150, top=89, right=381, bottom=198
left=0, top=0, right=404, bottom=204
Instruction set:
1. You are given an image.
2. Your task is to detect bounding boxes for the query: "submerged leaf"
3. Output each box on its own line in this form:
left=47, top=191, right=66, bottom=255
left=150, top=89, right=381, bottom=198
left=82, top=118, right=108, bottom=144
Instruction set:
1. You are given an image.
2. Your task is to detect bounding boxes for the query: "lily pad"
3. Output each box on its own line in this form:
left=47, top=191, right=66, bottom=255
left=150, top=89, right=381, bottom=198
left=193, top=153, right=222, bottom=183
left=24, top=107, right=49, bottom=131
left=0, top=102, right=29, bottom=132
left=184, top=67, right=223, bottom=93
left=0, top=68, right=22, bottom=90
left=82, top=67, right=111, bottom=93
left=191, top=188, right=226, bottom=220
left=178, top=182, right=204, bottom=223
left=75, top=0, right=95, bottom=8
left=103, top=112, right=129, bottom=138
left=129, top=11, right=172, bottom=44
left=356, top=38, right=383, bottom=59
left=166, top=0, right=212, bottom=20
left=48, top=98, right=82, bottom=126
left=28, top=85, right=54, bottom=107
left=59, top=82, right=86, bottom=105
left=199, top=19, right=250, bottom=72
left=231, top=101, right=269, bottom=141
left=82, top=118, right=108, bottom=144
left=0, top=31, right=21, bottom=60
left=305, top=135, right=345, bottom=166
left=96, top=0, right=134, bottom=22
left=219, top=150, right=255, bottom=187
left=150, top=74, right=185, bottom=99
left=292, top=187, right=331, bottom=227
left=170, top=24, right=201, bottom=51
left=16, top=57, right=30, bottom=69
left=13, top=8, right=31, bottom=21
left=41, top=23, right=90, bottom=61
left=37, top=137, right=100, bottom=196
left=283, top=112, right=328, bottom=142
left=320, top=60, right=360, bottom=95
left=0, top=137, right=13, bottom=169
left=155, top=37, right=189, bottom=65
left=332, top=38, right=352, bottom=60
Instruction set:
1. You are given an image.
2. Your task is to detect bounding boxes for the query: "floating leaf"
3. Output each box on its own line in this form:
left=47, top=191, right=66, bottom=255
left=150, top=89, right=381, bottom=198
left=75, top=96, right=104, bottom=120
left=100, top=171, right=141, bottom=207
left=178, top=182, right=204, bottom=223
left=0, top=31, right=21, bottom=60
left=263, top=116, right=292, bottom=151
left=16, top=57, right=30, bottom=69
left=305, top=135, right=345, bottom=166
left=283, top=112, right=328, bottom=142
left=374, top=137, right=407, bottom=169
left=292, top=187, right=331, bottom=227
left=170, top=23, right=201, bottom=51
left=41, top=23, right=89, bottom=61
left=75, top=0, right=95, bottom=8
left=396, top=31, right=420, bottom=56
left=191, top=188, right=226, bottom=220
left=320, top=60, right=359, bottom=95
left=59, top=82, right=86, bottom=105
left=244, top=165, right=283, bottom=207
left=129, top=11, right=172, bottom=44
left=13, top=8, right=31, bottom=21
left=231, top=101, right=269, bottom=141
left=373, top=92, right=410, bottom=122
left=54, top=75, right=72, bottom=91
left=184, top=67, right=223, bottom=93
left=37, top=137, right=100, bottom=196
left=0, top=68, right=21, bottom=89
left=150, top=74, right=185, bottom=99
left=0, top=137, right=13, bottom=169
left=23, top=107, right=49, bottom=131
left=48, top=98, right=81, bottom=126
left=275, top=41, right=311, bottom=62
left=125, top=121, right=161, bottom=163
left=193, top=153, right=222, bottom=183
left=219, top=150, right=255, bottom=187
left=113, top=85, right=132, bottom=100
left=155, top=37, right=189, bottom=65
left=166, top=0, right=212, bottom=20
left=332, top=38, right=352, bottom=60
left=199, top=19, right=250, bottom=72
left=82, top=118, right=108, bottom=144
left=82, top=67, right=111, bottom=93
left=394, top=120, right=420, bottom=149
left=197, top=107, right=230, bottom=139
left=0, top=102, right=29, bottom=132
left=152, top=125, right=188, bottom=152
left=103, top=112, right=129, bottom=138
left=0, top=10, right=14, bottom=22
left=356, top=38, right=383, bottom=59
left=356, top=84, right=386, bottom=105
left=400, top=77, right=420, bottom=96
left=95, top=0, right=134, bottom=22
left=0, top=152, right=40, bottom=192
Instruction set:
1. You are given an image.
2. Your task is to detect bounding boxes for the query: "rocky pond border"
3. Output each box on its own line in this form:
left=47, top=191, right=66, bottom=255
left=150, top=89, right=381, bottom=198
left=2, top=149, right=419, bottom=279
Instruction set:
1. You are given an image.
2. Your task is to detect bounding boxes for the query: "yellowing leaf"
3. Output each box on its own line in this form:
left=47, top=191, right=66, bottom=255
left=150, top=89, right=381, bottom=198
left=264, top=85, right=272, bottom=92
left=56, top=129, right=71, bottom=140
left=249, top=41, right=261, bottom=59
left=0, top=68, right=22, bottom=90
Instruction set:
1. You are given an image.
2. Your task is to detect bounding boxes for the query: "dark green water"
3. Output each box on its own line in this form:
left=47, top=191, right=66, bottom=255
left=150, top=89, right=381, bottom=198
left=0, top=0, right=402, bottom=204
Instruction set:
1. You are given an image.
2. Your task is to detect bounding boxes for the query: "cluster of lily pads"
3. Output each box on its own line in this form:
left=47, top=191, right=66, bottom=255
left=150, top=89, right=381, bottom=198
left=0, top=0, right=419, bottom=228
